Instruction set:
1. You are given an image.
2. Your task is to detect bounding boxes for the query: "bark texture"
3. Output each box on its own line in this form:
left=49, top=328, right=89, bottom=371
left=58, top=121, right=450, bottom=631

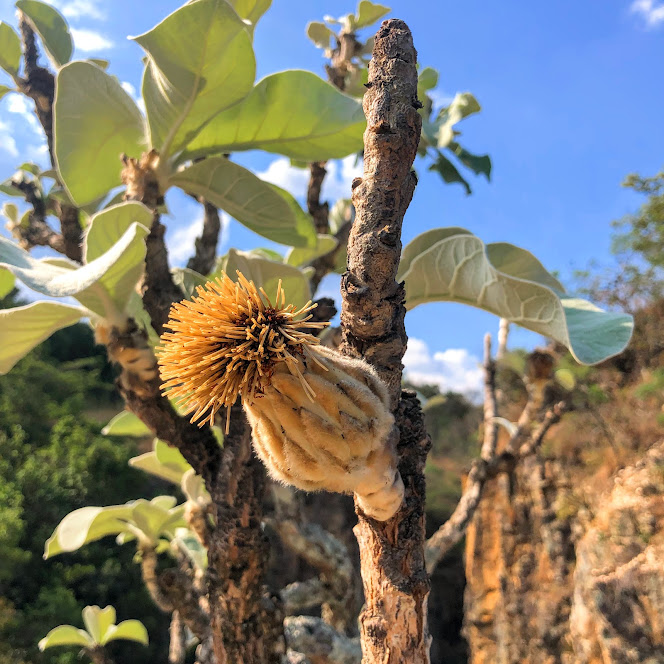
left=207, top=403, right=284, bottom=664
left=188, top=201, right=222, bottom=275
left=339, top=19, right=431, bottom=664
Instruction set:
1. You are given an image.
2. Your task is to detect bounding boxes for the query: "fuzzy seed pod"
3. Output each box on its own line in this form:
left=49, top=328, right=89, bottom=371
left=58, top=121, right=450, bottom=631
left=157, top=273, right=404, bottom=521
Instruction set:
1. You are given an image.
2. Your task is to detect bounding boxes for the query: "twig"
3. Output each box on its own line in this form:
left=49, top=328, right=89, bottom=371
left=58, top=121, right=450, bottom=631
left=480, top=333, right=498, bottom=461
left=309, top=218, right=352, bottom=296
left=17, top=15, right=82, bottom=262
left=284, top=616, right=361, bottom=664
left=187, top=200, right=222, bottom=275
left=424, top=401, right=567, bottom=573
left=307, top=162, right=329, bottom=234
left=168, top=611, right=186, bottom=664
left=339, top=20, right=431, bottom=664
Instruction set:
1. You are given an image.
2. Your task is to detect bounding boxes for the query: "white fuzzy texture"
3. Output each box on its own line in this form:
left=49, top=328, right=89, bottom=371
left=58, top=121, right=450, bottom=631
left=245, top=346, right=404, bottom=521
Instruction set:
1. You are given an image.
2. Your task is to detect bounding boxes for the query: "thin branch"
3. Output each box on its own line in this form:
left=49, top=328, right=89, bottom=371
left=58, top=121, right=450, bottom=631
left=339, top=20, right=430, bottom=664
left=168, top=611, right=187, bottom=664
left=424, top=400, right=567, bottom=573
left=480, top=333, right=498, bottom=461
left=17, top=14, right=82, bottom=262
left=187, top=200, right=222, bottom=275
left=309, top=218, right=352, bottom=296
left=307, top=161, right=329, bottom=234
left=284, top=616, right=361, bottom=664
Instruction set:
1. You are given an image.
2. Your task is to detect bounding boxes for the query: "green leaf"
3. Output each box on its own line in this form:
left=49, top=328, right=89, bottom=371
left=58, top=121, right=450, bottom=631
left=44, top=504, right=135, bottom=558
left=173, top=527, right=207, bottom=569
left=437, top=92, right=481, bottom=148
left=448, top=142, right=491, bottom=180
left=102, top=411, right=151, bottom=437
left=183, top=71, right=366, bottom=162
left=0, top=22, right=21, bottom=75
left=306, top=21, right=335, bottom=49
left=82, top=605, right=115, bottom=644
left=16, top=0, right=72, bottom=67
left=555, top=368, right=576, bottom=391
left=398, top=229, right=634, bottom=365
left=132, top=0, right=255, bottom=158
left=0, top=302, right=85, bottom=374
left=84, top=202, right=153, bottom=261
left=286, top=234, right=337, bottom=267
left=329, top=198, right=354, bottom=234
left=0, top=84, right=12, bottom=100
left=428, top=151, right=471, bottom=194
left=102, top=620, right=149, bottom=646
left=54, top=61, right=146, bottom=206
left=352, top=1, right=390, bottom=29
left=217, top=248, right=312, bottom=308
left=87, top=58, right=109, bottom=70
left=169, top=157, right=315, bottom=247
left=38, top=625, right=93, bottom=651
left=0, top=222, right=149, bottom=318
left=129, top=438, right=191, bottom=484
left=418, top=67, right=438, bottom=95
left=171, top=267, right=207, bottom=299
left=181, top=468, right=210, bottom=505
left=0, top=268, right=14, bottom=298
left=227, top=0, right=272, bottom=30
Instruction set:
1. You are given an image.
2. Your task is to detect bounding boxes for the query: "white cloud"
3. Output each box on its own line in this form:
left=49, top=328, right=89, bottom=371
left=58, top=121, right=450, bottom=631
left=403, top=338, right=483, bottom=400
left=167, top=212, right=229, bottom=266
left=70, top=28, right=113, bottom=52
left=0, top=120, right=19, bottom=157
left=256, top=155, right=363, bottom=202
left=6, top=94, right=40, bottom=133
left=46, top=0, right=106, bottom=20
left=631, top=0, right=664, bottom=26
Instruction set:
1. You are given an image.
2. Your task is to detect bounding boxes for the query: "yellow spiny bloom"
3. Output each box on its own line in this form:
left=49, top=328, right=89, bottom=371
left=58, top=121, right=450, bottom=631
left=157, top=272, right=326, bottom=430
left=157, top=272, right=404, bottom=521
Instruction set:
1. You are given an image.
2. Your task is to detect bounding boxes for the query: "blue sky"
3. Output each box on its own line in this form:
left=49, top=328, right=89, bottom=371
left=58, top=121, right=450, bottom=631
left=1, top=0, right=663, bottom=396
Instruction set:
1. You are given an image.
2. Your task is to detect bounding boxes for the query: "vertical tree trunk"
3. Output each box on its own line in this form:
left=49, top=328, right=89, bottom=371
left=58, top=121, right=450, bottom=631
left=340, top=19, right=431, bottom=664
left=207, top=403, right=284, bottom=664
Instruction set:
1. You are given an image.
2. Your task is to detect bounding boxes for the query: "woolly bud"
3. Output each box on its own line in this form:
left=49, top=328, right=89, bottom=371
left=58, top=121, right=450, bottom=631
left=157, top=273, right=404, bottom=521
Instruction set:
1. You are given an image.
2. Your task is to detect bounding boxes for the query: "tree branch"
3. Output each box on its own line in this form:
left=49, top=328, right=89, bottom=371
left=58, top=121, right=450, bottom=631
left=187, top=200, right=222, bottom=275
left=339, top=19, right=431, bottom=663
left=424, top=400, right=567, bottom=573
left=284, top=616, right=361, bottom=664
left=17, top=14, right=82, bottom=262
left=307, top=162, right=329, bottom=234
left=480, top=333, right=498, bottom=461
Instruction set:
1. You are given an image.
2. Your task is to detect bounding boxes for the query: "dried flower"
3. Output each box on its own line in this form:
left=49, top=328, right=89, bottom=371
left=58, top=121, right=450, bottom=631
left=157, top=272, right=327, bottom=429
left=158, top=272, right=404, bottom=521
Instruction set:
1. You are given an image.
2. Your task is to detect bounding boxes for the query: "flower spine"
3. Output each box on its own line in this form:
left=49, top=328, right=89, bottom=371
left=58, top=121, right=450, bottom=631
left=157, top=272, right=404, bottom=521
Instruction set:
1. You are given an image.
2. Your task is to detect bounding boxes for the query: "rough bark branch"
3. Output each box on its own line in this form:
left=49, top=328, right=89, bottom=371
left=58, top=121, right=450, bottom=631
left=424, top=400, right=567, bottom=573
left=17, top=15, right=82, bottom=262
left=206, top=403, right=284, bottom=664
left=307, top=162, right=329, bottom=234
left=169, top=611, right=187, bottom=664
left=339, top=19, right=431, bottom=664
left=187, top=200, right=222, bottom=275
left=480, top=334, right=498, bottom=460
left=284, top=616, right=361, bottom=664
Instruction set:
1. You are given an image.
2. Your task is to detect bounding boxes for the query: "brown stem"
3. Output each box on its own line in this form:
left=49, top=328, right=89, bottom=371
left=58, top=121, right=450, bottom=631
left=309, top=218, right=352, bottom=296
left=424, top=401, right=566, bottom=573
left=85, top=647, right=115, bottom=664
left=480, top=333, right=498, bottom=461
left=187, top=200, right=222, bottom=275
left=17, top=15, right=82, bottom=262
left=307, top=162, right=329, bottom=234
left=339, top=20, right=431, bottom=664
left=206, top=403, right=284, bottom=664
left=169, top=611, right=186, bottom=664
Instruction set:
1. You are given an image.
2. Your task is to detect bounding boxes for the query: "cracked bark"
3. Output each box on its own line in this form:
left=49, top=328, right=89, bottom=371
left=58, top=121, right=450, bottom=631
left=18, top=15, right=82, bottom=263
left=339, top=20, right=431, bottom=664
left=207, top=403, right=284, bottom=664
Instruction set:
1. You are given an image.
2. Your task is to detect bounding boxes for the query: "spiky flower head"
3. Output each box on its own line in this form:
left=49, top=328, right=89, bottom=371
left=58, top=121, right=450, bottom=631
left=157, top=272, right=327, bottom=430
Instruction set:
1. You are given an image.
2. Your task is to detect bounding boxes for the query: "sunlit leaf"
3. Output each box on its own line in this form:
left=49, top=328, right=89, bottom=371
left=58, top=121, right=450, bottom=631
left=132, top=0, right=255, bottom=158
left=306, top=21, right=335, bottom=49
left=0, top=302, right=85, bottom=374
left=0, top=268, right=15, bottom=298
left=129, top=438, right=191, bottom=484
left=0, top=22, right=21, bottom=75
left=82, top=605, right=115, bottom=645
left=216, top=248, right=312, bottom=308
left=227, top=0, right=271, bottom=30
left=16, top=0, right=72, bottom=66
left=169, top=157, right=316, bottom=247
left=286, top=234, right=337, bottom=267
left=351, top=0, right=390, bottom=29
left=183, top=71, right=365, bottom=162
left=102, top=620, right=149, bottom=646
left=102, top=411, right=151, bottom=437
left=54, top=61, right=145, bottom=206
left=428, top=151, right=471, bottom=194
left=399, top=229, right=633, bottom=365
left=38, top=625, right=93, bottom=651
